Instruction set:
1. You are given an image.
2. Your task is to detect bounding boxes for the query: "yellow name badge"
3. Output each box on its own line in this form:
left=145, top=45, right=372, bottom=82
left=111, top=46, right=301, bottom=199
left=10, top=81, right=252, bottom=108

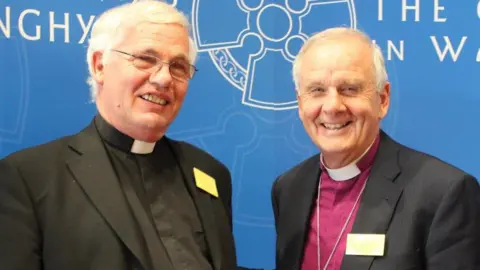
left=345, top=234, right=385, bottom=256
left=193, top=167, right=218, bottom=197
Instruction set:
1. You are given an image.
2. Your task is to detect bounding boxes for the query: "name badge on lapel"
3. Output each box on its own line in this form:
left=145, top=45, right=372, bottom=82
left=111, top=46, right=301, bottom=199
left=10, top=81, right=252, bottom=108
left=193, top=167, right=218, bottom=197
left=345, top=234, right=385, bottom=256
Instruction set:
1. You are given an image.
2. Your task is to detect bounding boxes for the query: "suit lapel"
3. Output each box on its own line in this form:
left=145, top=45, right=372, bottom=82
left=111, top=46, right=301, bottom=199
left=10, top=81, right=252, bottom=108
left=167, top=140, right=223, bottom=270
left=284, top=155, right=321, bottom=269
left=341, top=131, right=404, bottom=270
left=66, top=123, right=174, bottom=270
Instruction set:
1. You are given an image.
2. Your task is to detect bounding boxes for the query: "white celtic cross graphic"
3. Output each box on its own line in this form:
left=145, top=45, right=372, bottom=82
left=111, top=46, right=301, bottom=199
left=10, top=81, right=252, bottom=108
left=192, top=0, right=357, bottom=111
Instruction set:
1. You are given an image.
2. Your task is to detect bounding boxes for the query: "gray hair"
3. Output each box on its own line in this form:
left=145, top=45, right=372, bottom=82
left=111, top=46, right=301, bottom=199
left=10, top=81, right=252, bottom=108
left=86, top=0, right=197, bottom=100
left=292, top=27, right=387, bottom=92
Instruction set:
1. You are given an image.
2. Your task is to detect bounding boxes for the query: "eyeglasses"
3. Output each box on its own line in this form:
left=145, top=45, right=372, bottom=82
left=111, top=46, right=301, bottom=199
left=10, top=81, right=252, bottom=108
left=111, top=49, right=198, bottom=82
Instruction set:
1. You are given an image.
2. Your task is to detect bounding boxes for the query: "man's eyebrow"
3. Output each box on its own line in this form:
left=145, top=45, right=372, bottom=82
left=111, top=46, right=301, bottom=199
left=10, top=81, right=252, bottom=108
left=304, top=81, right=326, bottom=89
left=136, top=48, right=159, bottom=56
left=137, top=49, right=190, bottom=62
left=337, top=78, right=363, bottom=85
left=170, top=53, right=190, bottom=63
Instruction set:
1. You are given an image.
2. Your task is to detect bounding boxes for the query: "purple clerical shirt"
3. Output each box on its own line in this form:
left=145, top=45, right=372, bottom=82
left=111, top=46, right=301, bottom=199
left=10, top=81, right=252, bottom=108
left=301, top=135, right=380, bottom=270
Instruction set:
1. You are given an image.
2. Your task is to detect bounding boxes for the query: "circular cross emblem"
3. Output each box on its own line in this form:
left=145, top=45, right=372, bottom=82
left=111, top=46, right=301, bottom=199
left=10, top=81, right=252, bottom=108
left=192, top=0, right=357, bottom=110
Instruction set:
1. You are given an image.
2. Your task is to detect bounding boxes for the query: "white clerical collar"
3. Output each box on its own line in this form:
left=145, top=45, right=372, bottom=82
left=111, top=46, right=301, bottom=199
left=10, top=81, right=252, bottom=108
left=130, top=140, right=156, bottom=154
left=320, top=138, right=377, bottom=181
left=321, top=159, right=361, bottom=181
left=94, top=115, right=161, bottom=155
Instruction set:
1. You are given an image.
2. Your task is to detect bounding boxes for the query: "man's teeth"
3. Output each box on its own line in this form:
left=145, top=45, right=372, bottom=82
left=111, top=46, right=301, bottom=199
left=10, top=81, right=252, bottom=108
left=142, top=94, right=167, bottom=105
left=323, top=122, right=350, bottom=130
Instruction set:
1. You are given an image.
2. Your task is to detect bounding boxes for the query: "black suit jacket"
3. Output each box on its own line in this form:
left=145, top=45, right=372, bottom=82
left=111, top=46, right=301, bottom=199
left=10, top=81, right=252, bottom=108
left=272, top=131, right=480, bottom=270
left=0, top=122, right=237, bottom=270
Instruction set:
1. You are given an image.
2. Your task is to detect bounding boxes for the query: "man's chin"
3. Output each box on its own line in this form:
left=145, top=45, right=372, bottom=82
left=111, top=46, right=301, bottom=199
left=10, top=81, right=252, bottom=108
left=135, top=113, right=168, bottom=127
left=315, top=139, right=353, bottom=156
left=131, top=127, right=165, bottom=142
left=127, top=119, right=167, bottom=140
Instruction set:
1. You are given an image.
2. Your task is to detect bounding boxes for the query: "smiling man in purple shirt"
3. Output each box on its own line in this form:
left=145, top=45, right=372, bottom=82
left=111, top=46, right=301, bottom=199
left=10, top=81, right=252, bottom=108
left=272, top=27, right=480, bottom=270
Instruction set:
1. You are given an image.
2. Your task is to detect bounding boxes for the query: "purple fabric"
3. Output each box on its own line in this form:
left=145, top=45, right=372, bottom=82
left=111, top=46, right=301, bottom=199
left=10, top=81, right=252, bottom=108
left=301, top=135, right=380, bottom=270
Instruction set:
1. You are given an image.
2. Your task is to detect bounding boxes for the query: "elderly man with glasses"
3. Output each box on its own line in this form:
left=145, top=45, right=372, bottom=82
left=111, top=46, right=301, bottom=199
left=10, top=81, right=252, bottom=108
left=0, top=1, right=237, bottom=270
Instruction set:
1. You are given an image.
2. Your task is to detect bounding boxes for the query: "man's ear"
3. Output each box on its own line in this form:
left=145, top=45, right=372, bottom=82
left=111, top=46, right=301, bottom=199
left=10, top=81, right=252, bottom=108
left=91, top=51, right=106, bottom=86
left=379, top=82, right=390, bottom=119
left=297, top=90, right=305, bottom=122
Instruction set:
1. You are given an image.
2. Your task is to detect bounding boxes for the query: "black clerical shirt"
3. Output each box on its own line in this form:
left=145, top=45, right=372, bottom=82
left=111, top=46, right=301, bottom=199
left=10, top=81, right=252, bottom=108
left=95, top=116, right=212, bottom=270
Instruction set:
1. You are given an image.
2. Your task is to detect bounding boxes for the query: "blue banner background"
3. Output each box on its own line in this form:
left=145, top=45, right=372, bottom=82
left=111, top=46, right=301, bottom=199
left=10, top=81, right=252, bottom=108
left=1, top=0, right=479, bottom=269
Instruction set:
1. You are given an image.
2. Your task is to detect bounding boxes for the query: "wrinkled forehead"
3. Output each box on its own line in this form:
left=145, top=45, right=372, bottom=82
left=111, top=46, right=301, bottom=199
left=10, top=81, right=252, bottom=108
left=123, top=21, right=189, bottom=43
left=303, top=37, right=373, bottom=72
left=120, top=22, right=190, bottom=57
left=299, top=37, right=374, bottom=86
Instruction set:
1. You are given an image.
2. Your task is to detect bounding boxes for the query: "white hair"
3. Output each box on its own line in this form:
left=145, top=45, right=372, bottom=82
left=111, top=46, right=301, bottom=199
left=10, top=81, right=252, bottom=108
left=86, top=0, right=198, bottom=100
left=292, top=27, right=388, bottom=92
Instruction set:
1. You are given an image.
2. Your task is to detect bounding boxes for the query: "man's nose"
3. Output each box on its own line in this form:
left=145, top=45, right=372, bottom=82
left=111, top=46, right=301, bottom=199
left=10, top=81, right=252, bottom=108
left=322, top=90, right=345, bottom=113
left=149, top=64, right=172, bottom=89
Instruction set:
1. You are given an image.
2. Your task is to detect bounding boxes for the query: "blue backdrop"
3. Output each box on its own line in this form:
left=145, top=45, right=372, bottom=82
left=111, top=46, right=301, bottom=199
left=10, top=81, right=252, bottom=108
left=1, top=0, right=479, bottom=269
